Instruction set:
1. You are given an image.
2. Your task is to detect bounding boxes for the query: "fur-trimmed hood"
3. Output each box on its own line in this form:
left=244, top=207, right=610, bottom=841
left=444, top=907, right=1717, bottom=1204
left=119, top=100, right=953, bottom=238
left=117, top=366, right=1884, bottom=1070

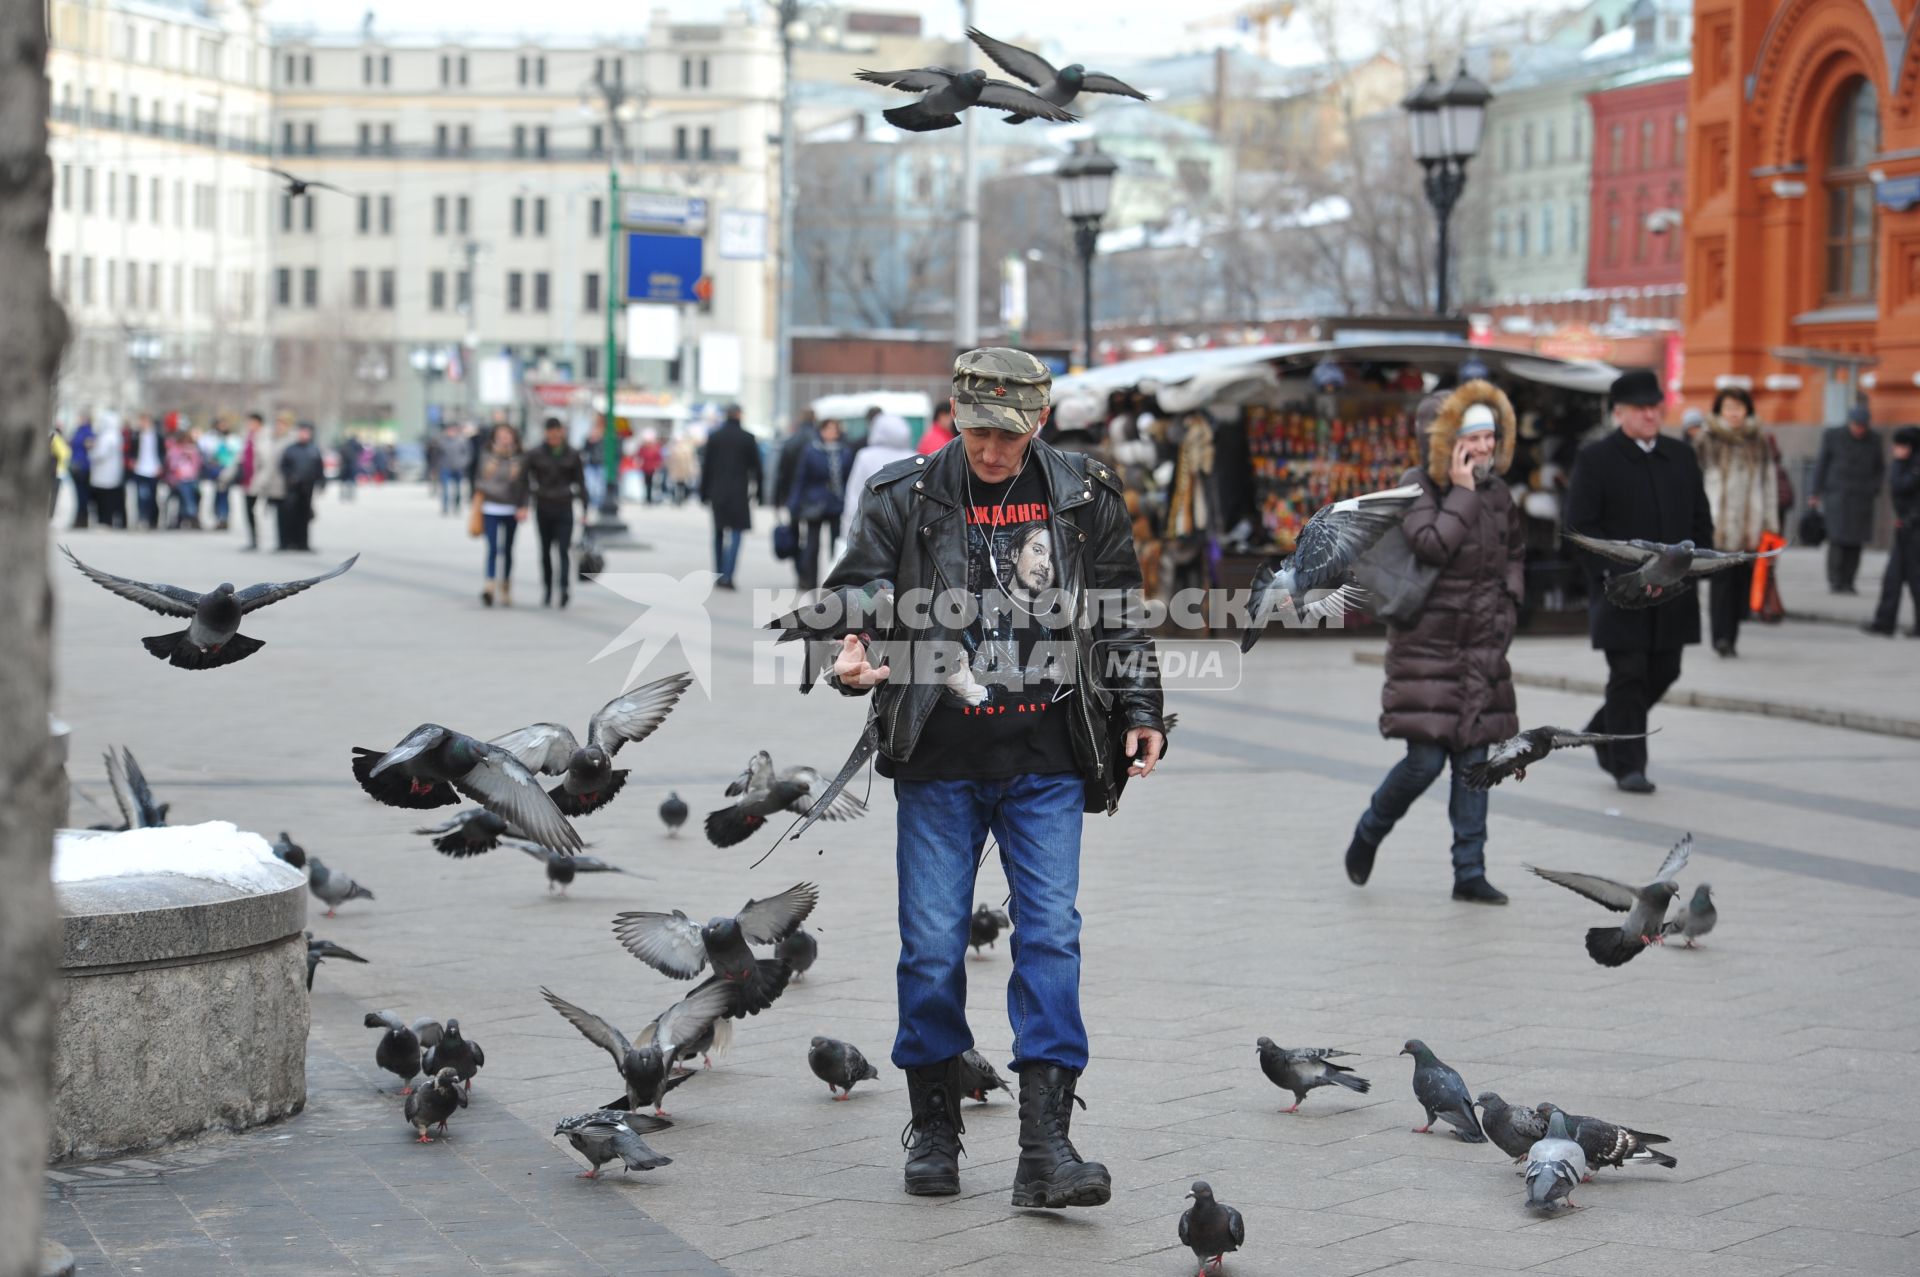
left=1425, top=379, right=1517, bottom=487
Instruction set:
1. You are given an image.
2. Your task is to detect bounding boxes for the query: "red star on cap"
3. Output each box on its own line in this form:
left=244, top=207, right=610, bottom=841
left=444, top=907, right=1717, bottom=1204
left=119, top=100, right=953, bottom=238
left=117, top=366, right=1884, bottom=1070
left=991, top=384, right=1007, bottom=397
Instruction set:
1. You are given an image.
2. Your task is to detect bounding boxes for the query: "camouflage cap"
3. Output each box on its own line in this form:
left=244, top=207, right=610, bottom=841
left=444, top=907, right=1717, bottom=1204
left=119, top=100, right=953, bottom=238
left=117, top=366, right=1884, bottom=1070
left=952, top=347, right=1051, bottom=433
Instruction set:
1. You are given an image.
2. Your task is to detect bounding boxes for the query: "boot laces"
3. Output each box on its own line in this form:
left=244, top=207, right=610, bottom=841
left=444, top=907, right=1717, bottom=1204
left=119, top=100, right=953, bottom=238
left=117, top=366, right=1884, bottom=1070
left=1034, top=1087, right=1088, bottom=1150
left=900, top=1083, right=966, bottom=1159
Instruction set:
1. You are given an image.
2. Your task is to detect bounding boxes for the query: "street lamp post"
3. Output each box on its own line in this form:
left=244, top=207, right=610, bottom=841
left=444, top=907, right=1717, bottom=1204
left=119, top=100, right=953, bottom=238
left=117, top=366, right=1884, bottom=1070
left=581, top=70, right=643, bottom=529
left=770, top=1, right=837, bottom=431
left=1401, top=61, right=1492, bottom=316
left=1055, top=140, right=1119, bottom=373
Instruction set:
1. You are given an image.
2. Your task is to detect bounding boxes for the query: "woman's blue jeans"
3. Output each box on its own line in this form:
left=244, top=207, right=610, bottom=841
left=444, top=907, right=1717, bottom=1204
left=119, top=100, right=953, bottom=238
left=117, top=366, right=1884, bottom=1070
left=1354, top=741, right=1491, bottom=882
left=483, top=512, right=518, bottom=581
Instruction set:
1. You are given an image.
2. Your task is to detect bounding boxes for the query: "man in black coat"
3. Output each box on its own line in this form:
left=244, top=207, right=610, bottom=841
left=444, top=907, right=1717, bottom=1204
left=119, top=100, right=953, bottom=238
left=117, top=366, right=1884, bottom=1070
left=277, top=422, right=325, bottom=553
left=698, top=406, right=764, bottom=590
left=1810, top=402, right=1886, bottom=593
left=1564, top=368, right=1713, bottom=794
left=1865, top=426, right=1920, bottom=636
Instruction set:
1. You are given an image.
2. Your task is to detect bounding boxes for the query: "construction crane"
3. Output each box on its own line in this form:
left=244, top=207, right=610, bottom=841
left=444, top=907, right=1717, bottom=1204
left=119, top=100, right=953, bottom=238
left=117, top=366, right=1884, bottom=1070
left=1185, top=2, right=1298, bottom=59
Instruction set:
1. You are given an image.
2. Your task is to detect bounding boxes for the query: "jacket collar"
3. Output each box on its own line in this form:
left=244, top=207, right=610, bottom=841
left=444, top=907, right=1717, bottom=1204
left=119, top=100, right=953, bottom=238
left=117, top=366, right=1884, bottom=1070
left=1611, top=428, right=1671, bottom=460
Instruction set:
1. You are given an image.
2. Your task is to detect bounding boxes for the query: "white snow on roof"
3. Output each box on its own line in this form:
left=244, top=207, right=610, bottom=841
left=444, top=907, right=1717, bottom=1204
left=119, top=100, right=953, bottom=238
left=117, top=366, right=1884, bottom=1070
left=54, top=822, right=305, bottom=895
left=1581, top=26, right=1636, bottom=62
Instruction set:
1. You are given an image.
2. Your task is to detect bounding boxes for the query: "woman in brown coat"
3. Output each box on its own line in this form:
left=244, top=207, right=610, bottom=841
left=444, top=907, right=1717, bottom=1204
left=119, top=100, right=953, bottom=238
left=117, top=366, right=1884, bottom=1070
left=1345, top=380, right=1524, bottom=904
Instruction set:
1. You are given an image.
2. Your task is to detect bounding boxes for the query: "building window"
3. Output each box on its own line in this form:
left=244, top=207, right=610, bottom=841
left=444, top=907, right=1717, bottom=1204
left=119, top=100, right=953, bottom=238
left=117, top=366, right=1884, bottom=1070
left=456, top=196, right=470, bottom=233
left=358, top=122, right=372, bottom=155
left=58, top=164, right=70, bottom=211
left=584, top=346, right=599, bottom=381
left=150, top=177, right=161, bottom=224
left=681, top=57, right=692, bottom=88
left=591, top=124, right=604, bottom=157
left=1500, top=127, right=1511, bottom=172
left=1635, top=187, right=1649, bottom=262
left=699, top=126, right=712, bottom=158
left=1521, top=123, right=1533, bottom=169
left=430, top=270, right=447, bottom=310
left=1494, top=213, right=1507, bottom=258
left=435, top=194, right=448, bottom=235
left=533, top=197, right=547, bottom=236
left=518, top=55, right=530, bottom=86
left=380, top=195, right=392, bottom=234
left=440, top=54, right=451, bottom=86
left=304, top=122, right=316, bottom=154
left=382, top=55, right=392, bottom=85
left=358, top=194, right=371, bottom=233
left=1572, top=112, right=1583, bottom=160
left=1544, top=123, right=1555, bottom=165
left=533, top=271, right=550, bottom=312
left=1606, top=205, right=1621, bottom=267
left=79, top=257, right=92, bottom=305
left=1610, top=122, right=1625, bottom=173
left=275, top=267, right=291, bottom=307
left=281, top=193, right=294, bottom=231
left=589, top=197, right=602, bottom=236
left=675, top=125, right=688, bottom=159
left=507, top=271, right=524, bottom=311
left=436, top=123, right=449, bottom=155
left=512, top=196, right=525, bottom=236
left=1516, top=207, right=1529, bottom=257
left=535, top=126, right=548, bottom=158
left=81, top=166, right=93, bottom=214
left=1541, top=205, right=1554, bottom=256
left=1569, top=202, right=1580, bottom=255
left=302, top=267, right=318, bottom=307
left=352, top=268, right=369, bottom=308
left=1823, top=78, right=1880, bottom=301
left=459, top=56, right=469, bottom=85
left=584, top=271, right=600, bottom=312
left=700, top=58, right=710, bottom=88
left=1640, top=117, right=1655, bottom=169
left=456, top=270, right=471, bottom=309
left=535, top=56, right=546, bottom=86
left=514, top=125, right=527, bottom=157
left=458, top=125, right=470, bottom=154
left=363, top=53, right=374, bottom=84
left=379, top=270, right=395, bottom=309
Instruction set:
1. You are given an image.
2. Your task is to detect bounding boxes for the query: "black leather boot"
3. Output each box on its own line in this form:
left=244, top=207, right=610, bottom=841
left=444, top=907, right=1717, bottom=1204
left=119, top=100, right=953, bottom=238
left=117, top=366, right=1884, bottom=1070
left=901, top=1061, right=965, bottom=1196
left=1010, top=1064, right=1110, bottom=1209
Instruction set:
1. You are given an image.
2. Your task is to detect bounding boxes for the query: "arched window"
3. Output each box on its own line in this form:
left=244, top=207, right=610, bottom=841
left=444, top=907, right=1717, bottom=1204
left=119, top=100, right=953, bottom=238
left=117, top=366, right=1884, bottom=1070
left=1823, top=78, right=1880, bottom=301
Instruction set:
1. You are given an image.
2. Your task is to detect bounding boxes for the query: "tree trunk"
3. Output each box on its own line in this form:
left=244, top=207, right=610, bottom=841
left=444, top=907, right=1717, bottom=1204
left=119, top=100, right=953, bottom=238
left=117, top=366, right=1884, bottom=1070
left=0, top=2, right=70, bottom=1272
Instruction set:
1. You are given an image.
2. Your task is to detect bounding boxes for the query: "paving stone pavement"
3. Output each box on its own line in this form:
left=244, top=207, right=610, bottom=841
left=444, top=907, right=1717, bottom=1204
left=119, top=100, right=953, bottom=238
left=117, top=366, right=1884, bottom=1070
left=43, top=486, right=1920, bottom=1277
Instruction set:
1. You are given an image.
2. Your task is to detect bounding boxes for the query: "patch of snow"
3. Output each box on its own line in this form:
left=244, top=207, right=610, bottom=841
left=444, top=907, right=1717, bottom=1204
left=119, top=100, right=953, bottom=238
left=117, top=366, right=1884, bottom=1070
left=53, top=822, right=306, bottom=894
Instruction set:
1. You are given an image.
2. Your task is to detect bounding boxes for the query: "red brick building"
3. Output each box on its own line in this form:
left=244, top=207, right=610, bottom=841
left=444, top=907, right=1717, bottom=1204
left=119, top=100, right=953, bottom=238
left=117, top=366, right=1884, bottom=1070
left=1588, top=70, right=1691, bottom=289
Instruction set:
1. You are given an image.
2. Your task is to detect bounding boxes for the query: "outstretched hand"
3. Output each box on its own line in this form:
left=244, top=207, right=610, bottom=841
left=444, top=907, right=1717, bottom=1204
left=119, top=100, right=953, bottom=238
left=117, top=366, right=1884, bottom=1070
left=831, top=633, right=890, bottom=688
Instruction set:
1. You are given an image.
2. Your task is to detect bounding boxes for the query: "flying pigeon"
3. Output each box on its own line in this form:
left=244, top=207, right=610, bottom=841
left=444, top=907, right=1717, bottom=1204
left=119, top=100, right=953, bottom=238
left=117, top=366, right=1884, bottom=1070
left=765, top=581, right=895, bottom=693
left=612, top=882, right=817, bottom=1016
left=782, top=712, right=881, bottom=843
left=404, top=1066, right=466, bottom=1142
left=414, top=808, right=511, bottom=857
left=103, top=746, right=168, bottom=829
left=271, top=830, right=306, bottom=869
left=350, top=724, right=583, bottom=855
left=422, top=1017, right=484, bottom=1092
left=705, top=754, right=866, bottom=848
left=957, top=1048, right=1009, bottom=1103
left=1563, top=531, right=1785, bottom=610
left=636, top=992, right=734, bottom=1070
left=1536, top=1102, right=1676, bottom=1173
left=1527, top=834, right=1692, bottom=967
left=1401, top=1039, right=1486, bottom=1142
left=659, top=791, right=688, bottom=835
left=62, top=546, right=357, bottom=669
left=306, top=855, right=372, bottom=917
left=852, top=66, right=1077, bottom=132
left=553, top=1109, right=674, bottom=1178
left=969, top=904, right=1011, bottom=954
left=505, top=839, right=632, bottom=893
left=541, top=983, right=734, bottom=1115
left=1464, top=726, right=1659, bottom=789
left=489, top=672, right=694, bottom=817
left=774, top=927, right=818, bottom=980
left=808, top=1036, right=880, bottom=1100
left=364, top=1010, right=442, bottom=1094
left=1524, top=1111, right=1588, bottom=1210
left=1255, top=1039, right=1371, bottom=1113
left=1661, top=884, right=1716, bottom=947
left=1178, top=1181, right=1245, bottom=1277
left=305, top=934, right=367, bottom=989
left=1475, top=1091, right=1547, bottom=1163
left=965, top=28, right=1149, bottom=123
left=260, top=166, right=350, bottom=198
left=1241, top=484, right=1422, bottom=650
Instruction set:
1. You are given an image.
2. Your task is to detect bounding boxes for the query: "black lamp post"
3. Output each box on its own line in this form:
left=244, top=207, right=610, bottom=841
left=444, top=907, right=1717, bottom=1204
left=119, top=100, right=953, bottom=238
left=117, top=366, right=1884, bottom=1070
left=1402, top=61, right=1492, bottom=315
left=1056, top=140, right=1118, bottom=372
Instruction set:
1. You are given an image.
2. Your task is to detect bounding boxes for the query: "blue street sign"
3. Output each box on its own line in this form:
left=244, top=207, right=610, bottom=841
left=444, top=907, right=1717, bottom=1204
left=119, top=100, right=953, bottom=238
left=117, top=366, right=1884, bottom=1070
left=1876, top=175, right=1920, bottom=212
left=623, top=232, right=703, bottom=303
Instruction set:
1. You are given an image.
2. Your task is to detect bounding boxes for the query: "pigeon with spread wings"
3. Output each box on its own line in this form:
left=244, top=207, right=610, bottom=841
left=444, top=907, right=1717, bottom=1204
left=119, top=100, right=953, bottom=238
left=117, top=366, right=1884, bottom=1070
left=1563, top=531, right=1785, bottom=610
left=350, top=724, right=583, bottom=854
left=612, top=882, right=818, bottom=1017
left=1241, top=485, right=1421, bottom=651
left=542, top=983, right=735, bottom=1115
left=853, top=66, right=1077, bottom=132
left=1464, top=725, right=1659, bottom=789
left=101, top=746, right=168, bottom=829
left=489, top=671, right=694, bottom=816
left=706, top=750, right=867, bottom=848
left=261, top=166, right=350, bottom=197
left=965, top=28, right=1149, bottom=123
left=1528, top=834, right=1692, bottom=967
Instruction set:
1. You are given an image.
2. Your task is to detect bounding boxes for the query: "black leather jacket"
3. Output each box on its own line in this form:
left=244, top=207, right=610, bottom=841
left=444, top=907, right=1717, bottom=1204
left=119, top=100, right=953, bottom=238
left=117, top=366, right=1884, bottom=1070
left=824, top=438, right=1165, bottom=814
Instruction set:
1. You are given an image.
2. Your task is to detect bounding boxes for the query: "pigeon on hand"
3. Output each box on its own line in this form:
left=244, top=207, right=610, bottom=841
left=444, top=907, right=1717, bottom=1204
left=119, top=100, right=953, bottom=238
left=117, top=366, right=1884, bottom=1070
left=852, top=66, right=1077, bottom=132
left=1255, top=1039, right=1371, bottom=1113
left=1475, top=1091, right=1548, bottom=1163
left=553, top=1109, right=674, bottom=1178
left=1528, top=834, right=1692, bottom=967
left=1536, top=1102, right=1676, bottom=1173
left=1401, top=1040, right=1486, bottom=1142
left=422, top=1017, right=484, bottom=1092
left=351, top=724, right=583, bottom=854
left=1178, top=1181, right=1245, bottom=1276
left=1241, top=484, right=1422, bottom=650
left=969, top=904, right=1011, bottom=954
left=1563, top=531, right=1784, bottom=610
left=612, top=882, right=817, bottom=1016
left=414, top=808, right=512, bottom=857
left=706, top=752, right=867, bottom=848
left=965, top=28, right=1149, bottom=123
left=1524, top=1111, right=1588, bottom=1210
left=541, top=982, right=735, bottom=1116
left=505, top=839, right=632, bottom=894
left=765, top=581, right=895, bottom=694
left=774, top=927, right=818, bottom=980
left=63, top=546, right=357, bottom=669
left=1464, top=726, right=1659, bottom=789
left=271, top=830, right=306, bottom=869
left=260, top=166, right=350, bottom=197
left=305, top=934, right=367, bottom=989
left=489, top=672, right=694, bottom=817
left=306, top=855, right=373, bottom=917
left=957, top=1048, right=1009, bottom=1103
left=1661, top=884, right=1716, bottom=947
left=404, top=1066, right=466, bottom=1142
left=103, top=746, right=168, bottom=829
left=364, top=1010, right=441, bottom=1094
left=659, top=791, right=688, bottom=835
left=808, top=1036, right=880, bottom=1100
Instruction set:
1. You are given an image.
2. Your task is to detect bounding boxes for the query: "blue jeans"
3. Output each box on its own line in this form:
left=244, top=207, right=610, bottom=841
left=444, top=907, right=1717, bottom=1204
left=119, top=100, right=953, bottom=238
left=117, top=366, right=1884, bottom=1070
left=712, top=523, right=743, bottom=582
left=133, top=475, right=160, bottom=528
left=440, top=468, right=463, bottom=513
left=213, top=484, right=231, bottom=523
left=1355, top=741, right=1491, bottom=882
left=483, top=512, right=518, bottom=580
left=893, top=772, right=1088, bottom=1073
left=173, top=481, right=199, bottom=525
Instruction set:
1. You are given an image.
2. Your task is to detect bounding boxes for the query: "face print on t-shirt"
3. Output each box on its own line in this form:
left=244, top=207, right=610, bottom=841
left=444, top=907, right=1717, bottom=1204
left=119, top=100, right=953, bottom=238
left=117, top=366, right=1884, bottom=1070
left=943, top=474, right=1069, bottom=711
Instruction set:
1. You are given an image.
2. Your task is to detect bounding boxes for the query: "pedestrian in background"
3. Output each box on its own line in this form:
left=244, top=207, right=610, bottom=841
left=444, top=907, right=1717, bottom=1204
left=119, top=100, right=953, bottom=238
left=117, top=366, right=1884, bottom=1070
left=638, top=430, right=664, bottom=504
left=1865, top=426, right=1920, bottom=637
left=165, top=420, right=202, bottom=529
left=336, top=434, right=360, bottom=501
left=1811, top=402, right=1885, bottom=593
left=238, top=413, right=265, bottom=549
left=1346, top=382, right=1521, bottom=905
left=526, top=415, right=587, bottom=609
left=666, top=428, right=698, bottom=505
left=1565, top=368, right=1714, bottom=794
left=841, top=412, right=915, bottom=540
left=916, top=401, right=955, bottom=456
left=698, top=405, right=763, bottom=591
left=67, top=415, right=93, bottom=529
left=130, top=413, right=164, bottom=529
left=207, top=419, right=238, bottom=531
left=475, top=423, right=528, bottom=607
left=435, top=422, right=470, bottom=514
left=251, top=415, right=291, bottom=551
left=773, top=409, right=817, bottom=511
left=278, top=422, right=324, bottom=552
left=787, top=417, right=848, bottom=592
left=580, top=418, right=607, bottom=511
left=1692, top=386, right=1779, bottom=656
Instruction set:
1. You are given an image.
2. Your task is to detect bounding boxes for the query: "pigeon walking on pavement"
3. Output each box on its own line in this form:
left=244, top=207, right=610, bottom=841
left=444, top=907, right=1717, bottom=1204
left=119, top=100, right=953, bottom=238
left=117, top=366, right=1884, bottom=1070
left=351, top=724, right=583, bottom=854
left=1241, top=484, right=1422, bottom=650
left=553, top=1110, right=674, bottom=1178
left=957, top=1049, right=1009, bottom=1103
left=1563, top=531, right=1785, bottom=610
left=488, top=672, right=694, bottom=817
left=306, top=935, right=367, bottom=989
left=1536, top=1102, right=1676, bottom=1173
left=542, top=983, right=735, bottom=1115
left=705, top=752, right=867, bottom=848
left=659, top=791, right=688, bottom=836
left=61, top=546, right=358, bottom=669
left=965, top=28, right=1150, bottom=122
left=307, top=856, right=373, bottom=917
left=1464, top=726, right=1658, bottom=789
left=969, top=904, right=1011, bottom=954
left=507, top=839, right=633, bottom=893
left=613, top=882, right=818, bottom=1017
left=1178, top=1181, right=1245, bottom=1276
left=405, top=1067, right=466, bottom=1142
left=1661, top=884, right=1716, bottom=947
left=422, top=1018, right=484, bottom=1092
left=364, top=1011, right=442, bottom=1094
left=852, top=66, right=1077, bottom=132
left=1401, top=1040, right=1486, bottom=1141
left=1524, top=1111, right=1588, bottom=1210
left=1528, top=834, right=1692, bottom=967
left=808, top=1037, right=880, bottom=1100
left=774, top=927, right=818, bottom=980
left=1255, top=1039, right=1371, bottom=1113
left=1475, top=1092, right=1548, bottom=1163
left=414, top=808, right=512, bottom=857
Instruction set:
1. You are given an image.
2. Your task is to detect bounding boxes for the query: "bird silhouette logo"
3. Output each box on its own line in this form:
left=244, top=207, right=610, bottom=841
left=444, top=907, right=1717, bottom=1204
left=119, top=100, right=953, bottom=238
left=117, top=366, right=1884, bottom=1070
left=589, top=571, right=717, bottom=698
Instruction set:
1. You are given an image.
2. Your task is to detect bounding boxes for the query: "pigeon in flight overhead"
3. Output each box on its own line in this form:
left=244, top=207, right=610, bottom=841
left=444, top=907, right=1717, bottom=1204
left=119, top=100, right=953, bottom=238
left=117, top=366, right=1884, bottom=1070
left=1241, top=484, right=1421, bottom=650
left=405, top=1066, right=466, bottom=1142
left=765, top=581, right=895, bottom=693
left=553, top=1109, right=674, bottom=1178
left=612, top=882, right=817, bottom=1016
left=1177, top=1181, right=1245, bottom=1277
left=1525, top=1111, right=1588, bottom=1210
left=306, top=855, right=372, bottom=917
left=1528, top=834, right=1692, bottom=967
left=351, top=724, right=583, bottom=855
left=853, top=66, right=1077, bottom=132
left=1563, top=531, right=1785, bottom=610
left=305, top=934, right=367, bottom=989
left=957, top=1048, right=1009, bottom=1103
left=1661, top=884, right=1716, bottom=947
left=423, top=1017, right=484, bottom=1092
left=261, top=166, right=350, bottom=197
left=774, top=927, right=818, bottom=980
left=414, top=808, right=513, bottom=857
left=364, top=1010, right=442, bottom=1094
left=969, top=904, right=1011, bottom=954
left=1464, top=726, right=1659, bottom=789
left=541, top=983, right=734, bottom=1115
left=507, top=839, right=634, bottom=893
left=62, top=546, right=357, bottom=669
left=1475, top=1091, right=1548, bottom=1163
left=659, top=791, right=689, bottom=836
left=705, top=752, right=867, bottom=848
left=102, top=746, right=168, bottom=829
left=488, top=672, right=694, bottom=817
left=965, top=28, right=1149, bottom=123
left=808, top=1036, right=880, bottom=1100
left=271, top=830, right=306, bottom=869
left=1536, top=1102, right=1676, bottom=1173
left=1255, top=1039, right=1371, bottom=1113
left=1401, top=1039, right=1486, bottom=1142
